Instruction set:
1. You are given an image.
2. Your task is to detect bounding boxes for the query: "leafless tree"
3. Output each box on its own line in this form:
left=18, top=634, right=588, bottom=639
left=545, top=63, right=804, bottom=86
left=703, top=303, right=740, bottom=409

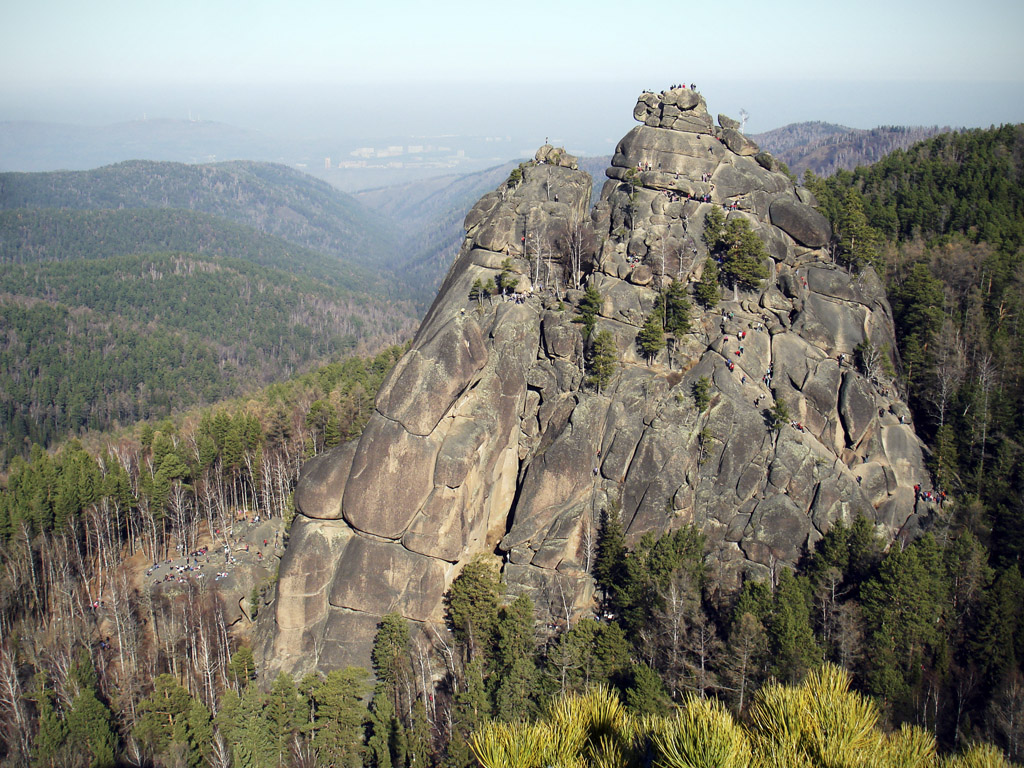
left=555, top=215, right=597, bottom=290
left=721, top=612, right=766, bottom=713
left=989, top=670, right=1024, bottom=762
left=0, top=641, right=31, bottom=762
left=930, top=319, right=966, bottom=428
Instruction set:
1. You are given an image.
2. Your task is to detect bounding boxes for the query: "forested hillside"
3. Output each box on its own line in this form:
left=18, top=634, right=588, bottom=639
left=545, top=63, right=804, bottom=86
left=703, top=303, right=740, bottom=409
left=0, top=161, right=424, bottom=462
left=355, top=162, right=516, bottom=301
left=753, top=122, right=948, bottom=178
left=805, top=125, right=1024, bottom=571
left=0, top=346, right=406, bottom=766
left=0, top=251, right=415, bottom=464
left=355, top=155, right=609, bottom=302
left=0, top=160, right=402, bottom=273
left=0, top=208, right=383, bottom=292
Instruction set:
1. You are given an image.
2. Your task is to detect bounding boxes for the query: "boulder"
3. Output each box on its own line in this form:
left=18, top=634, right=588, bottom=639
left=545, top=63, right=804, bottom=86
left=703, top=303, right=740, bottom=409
left=769, top=197, right=832, bottom=247
left=721, top=128, right=760, bottom=156
left=294, top=441, right=356, bottom=520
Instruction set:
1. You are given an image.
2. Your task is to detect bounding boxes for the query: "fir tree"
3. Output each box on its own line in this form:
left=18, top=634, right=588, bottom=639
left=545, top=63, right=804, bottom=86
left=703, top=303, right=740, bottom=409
left=625, top=662, right=673, bottom=715
left=493, top=595, right=539, bottom=721
left=661, top=279, right=692, bottom=335
left=636, top=311, right=666, bottom=363
left=228, top=646, right=257, bottom=692
left=31, top=680, right=69, bottom=768
left=445, top=556, right=503, bottom=660
left=694, top=257, right=721, bottom=309
left=768, top=568, right=820, bottom=684
left=577, top=285, right=602, bottom=338
left=586, top=330, right=618, bottom=393
left=693, top=376, right=712, bottom=413
left=65, top=687, right=117, bottom=768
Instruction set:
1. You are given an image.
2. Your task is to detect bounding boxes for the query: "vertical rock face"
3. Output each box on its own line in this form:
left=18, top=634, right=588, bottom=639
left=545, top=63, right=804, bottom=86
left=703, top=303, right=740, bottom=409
left=260, top=93, right=930, bottom=677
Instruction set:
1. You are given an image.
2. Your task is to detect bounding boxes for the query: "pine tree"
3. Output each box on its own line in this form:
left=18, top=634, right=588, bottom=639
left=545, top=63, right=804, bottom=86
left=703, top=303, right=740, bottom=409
left=493, top=595, right=539, bottom=721
left=860, top=535, right=949, bottom=713
left=693, top=376, right=712, bottom=413
left=366, top=693, right=395, bottom=768
left=266, top=673, right=304, bottom=768
left=405, top=699, right=433, bottom=768
left=231, top=684, right=276, bottom=768
left=134, top=674, right=194, bottom=761
left=836, top=188, right=882, bottom=271
left=767, top=397, right=791, bottom=432
left=625, top=662, right=673, bottom=715
left=694, top=258, right=721, bottom=309
left=768, top=568, right=820, bottom=684
left=722, top=611, right=768, bottom=713
left=593, top=504, right=626, bottom=608
left=228, top=646, right=257, bottom=691
left=31, top=680, right=69, bottom=768
left=636, top=311, right=666, bottom=363
left=661, top=280, right=692, bottom=335
left=311, top=668, right=370, bottom=768
left=65, top=687, right=117, bottom=768
left=369, top=614, right=413, bottom=768
left=372, top=613, right=412, bottom=703
left=586, top=330, right=618, bottom=393
left=445, top=556, right=503, bottom=660
left=578, top=285, right=602, bottom=338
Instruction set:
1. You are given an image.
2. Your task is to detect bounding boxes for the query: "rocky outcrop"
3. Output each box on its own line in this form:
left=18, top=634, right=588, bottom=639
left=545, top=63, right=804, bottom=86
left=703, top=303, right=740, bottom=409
left=260, top=88, right=930, bottom=678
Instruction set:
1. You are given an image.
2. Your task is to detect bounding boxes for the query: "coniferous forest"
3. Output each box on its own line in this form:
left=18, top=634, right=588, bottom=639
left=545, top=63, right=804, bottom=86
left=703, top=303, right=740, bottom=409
left=0, top=126, right=1023, bottom=767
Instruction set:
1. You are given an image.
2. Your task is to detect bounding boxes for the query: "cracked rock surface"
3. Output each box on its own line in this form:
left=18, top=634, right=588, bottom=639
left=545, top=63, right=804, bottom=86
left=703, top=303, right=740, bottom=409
left=259, top=92, right=929, bottom=677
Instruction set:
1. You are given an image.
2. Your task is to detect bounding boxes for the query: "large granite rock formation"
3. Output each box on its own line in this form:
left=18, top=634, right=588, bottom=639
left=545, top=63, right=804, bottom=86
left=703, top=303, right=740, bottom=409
left=259, top=89, right=930, bottom=678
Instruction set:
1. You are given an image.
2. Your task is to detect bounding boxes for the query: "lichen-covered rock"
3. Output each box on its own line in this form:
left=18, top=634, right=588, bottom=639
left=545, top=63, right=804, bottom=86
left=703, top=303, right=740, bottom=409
left=259, top=92, right=929, bottom=679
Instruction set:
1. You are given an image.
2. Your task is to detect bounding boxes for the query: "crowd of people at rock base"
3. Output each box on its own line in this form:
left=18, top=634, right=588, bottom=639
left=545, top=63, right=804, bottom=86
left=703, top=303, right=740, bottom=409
left=915, top=484, right=946, bottom=505
left=142, top=516, right=279, bottom=587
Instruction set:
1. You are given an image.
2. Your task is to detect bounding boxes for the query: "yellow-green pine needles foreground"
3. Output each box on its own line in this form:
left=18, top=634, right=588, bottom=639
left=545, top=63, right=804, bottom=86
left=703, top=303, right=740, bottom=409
left=469, top=664, right=1010, bottom=768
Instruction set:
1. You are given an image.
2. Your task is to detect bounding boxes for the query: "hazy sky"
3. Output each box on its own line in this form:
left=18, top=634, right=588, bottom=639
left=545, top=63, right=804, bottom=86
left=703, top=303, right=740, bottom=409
left=3, top=0, right=1023, bottom=138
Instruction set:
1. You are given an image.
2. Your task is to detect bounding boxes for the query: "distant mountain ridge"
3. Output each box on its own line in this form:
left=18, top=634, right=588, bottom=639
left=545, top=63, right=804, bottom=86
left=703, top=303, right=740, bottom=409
left=752, top=121, right=950, bottom=177
left=0, top=159, right=401, bottom=271
left=0, top=159, right=423, bottom=459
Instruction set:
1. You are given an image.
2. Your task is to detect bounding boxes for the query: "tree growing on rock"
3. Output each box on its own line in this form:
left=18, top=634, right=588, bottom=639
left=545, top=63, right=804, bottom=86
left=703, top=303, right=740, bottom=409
left=577, top=286, right=602, bottom=338
left=586, top=330, right=618, bottom=394
left=497, top=259, right=518, bottom=293
left=660, top=280, right=692, bottom=335
left=637, top=312, right=666, bottom=364
left=767, top=398, right=791, bottom=432
left=555, top=215, right=597, bottom=290
left=703, top=208, right=769, bottom=291
left=693, top=376, right=712, bottom=413
left=469, top=279, right=484, bottom=304
left=694, top=258, right=721, bottom=309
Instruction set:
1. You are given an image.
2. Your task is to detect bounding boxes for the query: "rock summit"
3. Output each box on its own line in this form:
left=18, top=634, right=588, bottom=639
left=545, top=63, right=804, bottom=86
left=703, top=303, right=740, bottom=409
left=259, top=88, right=930, bottom=677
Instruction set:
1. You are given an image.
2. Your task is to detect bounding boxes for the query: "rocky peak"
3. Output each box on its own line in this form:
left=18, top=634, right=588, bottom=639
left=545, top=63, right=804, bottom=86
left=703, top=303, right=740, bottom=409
left=259, top=92, right=931, bottom=678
